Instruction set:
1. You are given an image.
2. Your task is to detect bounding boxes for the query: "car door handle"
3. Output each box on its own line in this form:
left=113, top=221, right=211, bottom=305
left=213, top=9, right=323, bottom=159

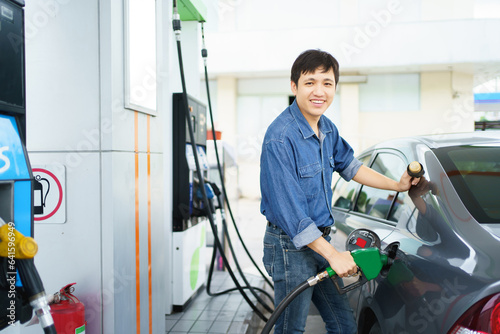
left=331, top=225, right=337, bottom=234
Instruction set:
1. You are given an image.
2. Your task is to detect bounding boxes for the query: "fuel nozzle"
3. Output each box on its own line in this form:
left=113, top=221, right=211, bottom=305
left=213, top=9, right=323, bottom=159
left=324, top=229, right=401, bottom=294
left=0, top=223, right=38, bottom=259
left=379, top=242, right=400, bottom=277
left=407, top=161, right=425, bottom=178
left=0, top=221, right=57, bottom=333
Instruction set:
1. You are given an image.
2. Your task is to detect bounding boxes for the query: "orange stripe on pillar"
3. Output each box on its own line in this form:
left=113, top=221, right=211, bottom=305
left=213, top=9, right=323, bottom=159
left=147, top=115, right=152, bottom=334
left=134, top=111, right=141, bottom=334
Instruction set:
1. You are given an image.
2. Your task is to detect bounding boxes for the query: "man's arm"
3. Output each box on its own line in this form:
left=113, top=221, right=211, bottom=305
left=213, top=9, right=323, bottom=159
left=352, top=165, right=419, bottom=192
left=308, top=237, right=357, bottom=277
left=310, top=164, right=421, bottom=276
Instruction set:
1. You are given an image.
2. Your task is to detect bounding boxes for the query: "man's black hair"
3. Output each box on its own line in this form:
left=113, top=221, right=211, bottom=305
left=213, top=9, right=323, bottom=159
left=290, top=49, right=340, bottom=86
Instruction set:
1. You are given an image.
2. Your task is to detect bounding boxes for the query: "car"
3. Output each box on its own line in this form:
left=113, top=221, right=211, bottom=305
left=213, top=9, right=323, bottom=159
left=330, top=131, right=500, bottom=334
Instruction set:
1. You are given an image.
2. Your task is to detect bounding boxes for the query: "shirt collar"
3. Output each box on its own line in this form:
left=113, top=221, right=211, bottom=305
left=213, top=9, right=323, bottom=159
left=290, top=99, right=333, bottom=139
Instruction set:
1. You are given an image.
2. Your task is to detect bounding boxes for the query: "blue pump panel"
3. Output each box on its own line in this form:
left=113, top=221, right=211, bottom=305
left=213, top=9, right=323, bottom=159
left=0, top=114, right=33, bottom=237
left=0, top=115, right=30, bottom=179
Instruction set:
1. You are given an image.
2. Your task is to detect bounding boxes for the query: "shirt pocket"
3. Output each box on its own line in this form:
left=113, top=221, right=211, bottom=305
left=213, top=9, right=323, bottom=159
left=298, top=161, right=322, bottom=198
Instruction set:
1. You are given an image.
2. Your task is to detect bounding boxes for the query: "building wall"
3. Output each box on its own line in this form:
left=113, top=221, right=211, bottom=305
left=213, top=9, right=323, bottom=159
left=357, top=71, right=474, bottom=149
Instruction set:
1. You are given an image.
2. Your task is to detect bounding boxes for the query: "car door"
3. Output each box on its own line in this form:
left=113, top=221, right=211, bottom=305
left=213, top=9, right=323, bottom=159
left=331, top=149, right=409, bottom=313
left=332, top=149, right=408, bottom=249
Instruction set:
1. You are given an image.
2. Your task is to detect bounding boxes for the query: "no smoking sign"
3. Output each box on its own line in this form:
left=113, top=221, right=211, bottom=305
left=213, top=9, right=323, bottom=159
left=33, top=164, right=66, bottom=224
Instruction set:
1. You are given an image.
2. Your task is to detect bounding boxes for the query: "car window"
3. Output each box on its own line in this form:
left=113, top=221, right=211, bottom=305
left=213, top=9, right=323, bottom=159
left=434, top=146, right=500, bottom=223
left=332, top=155, right=371, bottom=210
left=354, top=152, right=407, bottom=221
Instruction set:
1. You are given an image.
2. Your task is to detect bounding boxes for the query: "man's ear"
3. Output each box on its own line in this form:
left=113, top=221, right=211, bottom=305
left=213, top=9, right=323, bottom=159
left=290, top=81, right=297, bottom=96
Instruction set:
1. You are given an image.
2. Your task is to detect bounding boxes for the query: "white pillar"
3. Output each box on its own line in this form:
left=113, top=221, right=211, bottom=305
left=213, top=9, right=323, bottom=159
left=339, top=83, right=361, bottom=152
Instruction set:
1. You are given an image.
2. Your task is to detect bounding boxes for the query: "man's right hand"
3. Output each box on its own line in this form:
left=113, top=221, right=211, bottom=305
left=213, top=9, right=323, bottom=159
left=328, top=251, right=357, bottom=278
left=308, top=237, right=357, bottom=277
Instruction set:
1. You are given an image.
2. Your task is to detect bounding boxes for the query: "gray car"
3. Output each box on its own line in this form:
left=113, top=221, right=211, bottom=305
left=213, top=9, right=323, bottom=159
left=330, top=131, right=500, bottom=334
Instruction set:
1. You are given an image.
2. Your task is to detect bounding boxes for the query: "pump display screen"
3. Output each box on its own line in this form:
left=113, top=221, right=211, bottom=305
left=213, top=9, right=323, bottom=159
left=0, top=0, right=25, bottom=114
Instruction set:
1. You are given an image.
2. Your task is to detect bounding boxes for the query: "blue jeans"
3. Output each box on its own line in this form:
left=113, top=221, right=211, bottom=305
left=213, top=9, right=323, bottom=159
left=263, top=223, right=357, bottom=334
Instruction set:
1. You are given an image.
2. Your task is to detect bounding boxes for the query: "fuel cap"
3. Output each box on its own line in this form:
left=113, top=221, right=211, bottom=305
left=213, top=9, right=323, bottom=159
left=346, top=228, right=381, bottom=251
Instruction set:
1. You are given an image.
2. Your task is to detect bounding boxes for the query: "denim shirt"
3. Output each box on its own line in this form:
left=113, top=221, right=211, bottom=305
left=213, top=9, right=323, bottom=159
left=260, top=100, right=362, bottom=249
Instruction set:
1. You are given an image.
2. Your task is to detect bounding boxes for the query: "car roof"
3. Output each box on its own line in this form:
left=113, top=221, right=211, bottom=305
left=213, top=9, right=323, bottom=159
left=369, top=131, right=500, bottom=151
left=415, top=131, right=500, bottom=149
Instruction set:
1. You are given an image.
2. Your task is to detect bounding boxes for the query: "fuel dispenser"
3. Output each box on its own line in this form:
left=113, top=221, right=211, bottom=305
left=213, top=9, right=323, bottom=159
left=172, top=92, right=209, bottom=310
left=0, top=0, right=33, bottom=282
left=0, top=0, right=56, bottom=332
left=0, top=0, right=26, bottom=143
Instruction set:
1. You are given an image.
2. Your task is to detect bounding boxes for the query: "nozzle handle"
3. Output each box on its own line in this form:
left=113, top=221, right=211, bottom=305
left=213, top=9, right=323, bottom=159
left=326, top=266, right=335, bottom=277
left=407, top=161, right=424, bottom=178
left=325, top=266, right=365, bottom=295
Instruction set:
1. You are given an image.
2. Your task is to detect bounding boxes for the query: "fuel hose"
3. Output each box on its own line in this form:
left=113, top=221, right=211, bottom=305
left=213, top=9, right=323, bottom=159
left=172, top=3, right=271, bottom=321
left=204, top=181, right=273, bottom=304
left=200, top=22, right=274, bottom=291
left=260, top=268, right=335, bottom=334
left=16, top=259, right=57, bottom=334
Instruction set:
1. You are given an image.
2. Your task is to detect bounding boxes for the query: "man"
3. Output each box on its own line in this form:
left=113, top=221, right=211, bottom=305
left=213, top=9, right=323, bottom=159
left=260, top=49, right=419, bottom=333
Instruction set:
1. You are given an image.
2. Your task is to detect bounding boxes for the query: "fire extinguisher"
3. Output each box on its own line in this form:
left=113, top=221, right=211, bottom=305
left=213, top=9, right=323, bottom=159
left=49, top=283, right=86, bottom=334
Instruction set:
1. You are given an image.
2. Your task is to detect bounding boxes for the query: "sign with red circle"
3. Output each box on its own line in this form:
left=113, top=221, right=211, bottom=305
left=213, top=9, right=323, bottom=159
left=33, top=165, right=66, bottom=224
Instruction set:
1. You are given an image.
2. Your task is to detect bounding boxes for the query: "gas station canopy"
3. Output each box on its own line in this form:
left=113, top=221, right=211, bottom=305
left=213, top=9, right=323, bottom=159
left=178, top=0, right=206, bottom=22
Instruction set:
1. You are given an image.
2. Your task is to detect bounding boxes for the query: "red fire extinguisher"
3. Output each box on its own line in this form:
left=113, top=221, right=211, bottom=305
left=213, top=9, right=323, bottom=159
left=49, top=283, right=86, bottom=334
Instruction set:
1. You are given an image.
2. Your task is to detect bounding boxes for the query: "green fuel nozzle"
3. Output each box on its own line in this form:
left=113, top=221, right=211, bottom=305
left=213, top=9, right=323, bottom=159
left=314, top=244, right=399, bottom=294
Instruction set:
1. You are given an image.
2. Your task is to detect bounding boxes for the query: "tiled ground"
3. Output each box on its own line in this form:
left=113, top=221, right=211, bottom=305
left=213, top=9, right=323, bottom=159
left=165, top=271, right=270, bottom=334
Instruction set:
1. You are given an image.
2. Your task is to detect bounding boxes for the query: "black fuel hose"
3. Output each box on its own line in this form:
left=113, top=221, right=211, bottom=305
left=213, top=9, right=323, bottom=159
left=260, top=280, right=311, bottom=334
left=200, top=22, right=274, bottom=290
left=205, top=215, right=271, bottom=301
left=204, top=182, right=273, bottom=305
left=260, top=267, right=335, bottom=333
left=173, top=7, right=270, bottom=321
left=16, top=259, right=57, bottom=334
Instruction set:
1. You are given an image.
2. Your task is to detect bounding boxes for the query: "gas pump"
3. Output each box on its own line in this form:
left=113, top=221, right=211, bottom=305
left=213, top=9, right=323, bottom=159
left=0, top=0, right=31, bottom=271
left=172, top=93, right=209, bottom=310
left=0, top=0, right=56, bottom=332
left=173, top=93, right=209, bottom=230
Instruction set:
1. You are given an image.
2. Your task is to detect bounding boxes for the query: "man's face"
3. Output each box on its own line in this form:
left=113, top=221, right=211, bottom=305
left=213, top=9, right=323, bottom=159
left=291, top=67, right=336, bottom=124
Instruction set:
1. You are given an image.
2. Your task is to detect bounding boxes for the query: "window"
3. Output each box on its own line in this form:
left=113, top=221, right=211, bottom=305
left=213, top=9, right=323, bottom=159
left=332, top=155, right=371, bottom=210
left=125, top=0, right=157, bottom=115
left=354, top=152, right=407, bottom=222
left=359, top=74, right=420, bottom=112
left=434, top=145, right=500, bottom=223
